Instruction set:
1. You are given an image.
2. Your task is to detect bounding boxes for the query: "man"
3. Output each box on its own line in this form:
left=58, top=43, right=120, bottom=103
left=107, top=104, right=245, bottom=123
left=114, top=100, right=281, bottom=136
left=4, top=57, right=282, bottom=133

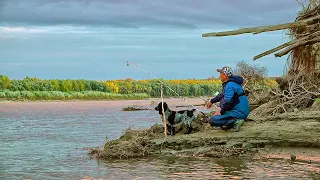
left=206, top=66, right=250, bottom=131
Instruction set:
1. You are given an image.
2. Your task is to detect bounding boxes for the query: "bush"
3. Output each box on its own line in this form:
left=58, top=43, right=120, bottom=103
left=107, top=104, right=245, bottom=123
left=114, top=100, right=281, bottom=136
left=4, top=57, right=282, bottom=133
left=234, top=60, right=268, bottom=85
left=0, top=91, right=6, bottom=98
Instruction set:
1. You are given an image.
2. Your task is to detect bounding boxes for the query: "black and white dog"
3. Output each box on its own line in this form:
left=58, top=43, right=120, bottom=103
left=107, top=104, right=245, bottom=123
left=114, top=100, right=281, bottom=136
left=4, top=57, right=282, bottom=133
left=155, top=102, right=197, bottom=136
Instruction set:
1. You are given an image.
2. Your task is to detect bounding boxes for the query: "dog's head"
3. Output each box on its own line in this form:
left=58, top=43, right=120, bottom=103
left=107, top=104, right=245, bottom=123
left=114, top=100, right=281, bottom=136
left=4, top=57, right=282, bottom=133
left=155, top=102, right=168, bottom=114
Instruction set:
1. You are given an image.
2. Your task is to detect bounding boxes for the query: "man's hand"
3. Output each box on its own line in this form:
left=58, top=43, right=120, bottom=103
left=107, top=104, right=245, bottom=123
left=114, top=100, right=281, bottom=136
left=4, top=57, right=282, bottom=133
left=207, top=101, right=219, bottom=109
left=206, top=101, right=212, bottom=109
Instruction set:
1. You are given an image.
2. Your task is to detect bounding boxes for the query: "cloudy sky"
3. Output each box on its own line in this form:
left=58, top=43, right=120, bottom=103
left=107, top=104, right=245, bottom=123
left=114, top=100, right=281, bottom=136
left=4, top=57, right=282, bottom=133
left=0, top=0, right=301, bottom=80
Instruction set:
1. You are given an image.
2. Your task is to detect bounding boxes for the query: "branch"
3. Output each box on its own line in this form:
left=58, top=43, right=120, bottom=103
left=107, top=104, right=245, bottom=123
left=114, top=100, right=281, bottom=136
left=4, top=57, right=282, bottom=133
left=275, top=36, right=320, bottom=57
left=253, top=30, right=320, bottom=60
left=202, top=15, right=320, bottom=37
left=253, top=41, right=295, bottom=60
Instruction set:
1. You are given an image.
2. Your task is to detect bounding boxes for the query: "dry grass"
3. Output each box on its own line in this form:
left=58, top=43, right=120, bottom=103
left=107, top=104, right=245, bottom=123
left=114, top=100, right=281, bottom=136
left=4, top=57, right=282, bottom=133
left=89, top=113, right=211, bottom=159
left=97, top=124, right=164, bottom=159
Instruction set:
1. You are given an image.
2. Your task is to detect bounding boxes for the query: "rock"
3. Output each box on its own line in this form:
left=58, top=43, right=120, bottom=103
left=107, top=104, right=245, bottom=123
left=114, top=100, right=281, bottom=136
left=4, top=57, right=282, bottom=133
left=290, top=154, right=296, bottom=161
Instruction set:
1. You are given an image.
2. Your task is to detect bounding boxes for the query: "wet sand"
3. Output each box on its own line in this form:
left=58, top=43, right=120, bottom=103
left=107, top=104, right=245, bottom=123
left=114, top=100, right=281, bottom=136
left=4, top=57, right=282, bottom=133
left=0, top=98, right=213, bottom=113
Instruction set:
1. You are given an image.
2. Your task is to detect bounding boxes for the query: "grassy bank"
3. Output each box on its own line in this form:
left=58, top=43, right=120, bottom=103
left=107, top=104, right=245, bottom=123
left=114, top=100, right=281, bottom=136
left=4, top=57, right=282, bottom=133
left=89, top=108, right=320, bottom=159
left=0, top=90, right=150, bottom=101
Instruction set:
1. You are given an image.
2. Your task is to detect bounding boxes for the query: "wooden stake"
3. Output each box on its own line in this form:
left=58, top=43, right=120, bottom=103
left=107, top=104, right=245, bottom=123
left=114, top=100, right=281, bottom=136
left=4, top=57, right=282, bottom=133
left=160, top=83, right=167, bottom=137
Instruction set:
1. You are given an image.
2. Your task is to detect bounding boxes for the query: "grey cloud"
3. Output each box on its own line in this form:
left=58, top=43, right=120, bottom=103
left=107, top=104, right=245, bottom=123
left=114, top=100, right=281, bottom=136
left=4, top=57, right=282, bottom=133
left=0, top=0, right=300, bottom=29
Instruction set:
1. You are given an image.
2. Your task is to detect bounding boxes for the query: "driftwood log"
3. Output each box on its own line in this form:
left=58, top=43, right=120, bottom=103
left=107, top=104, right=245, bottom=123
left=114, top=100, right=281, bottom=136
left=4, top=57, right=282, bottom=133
left=202, top=2, right=320, bottom=70
left=202, top=15, right=320, bottom=37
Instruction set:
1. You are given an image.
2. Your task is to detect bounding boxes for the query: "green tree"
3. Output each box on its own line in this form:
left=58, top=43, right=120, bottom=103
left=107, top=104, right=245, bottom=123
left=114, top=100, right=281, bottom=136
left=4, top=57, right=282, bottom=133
left=72, top=81, right=80, bottom=91
left=51, top=80, right=60, bottom=91
left=61, top=80, right=73, bottom=92
left=78, top=80, right=86, bottom=91
left=0, top=75, right=11, bottom=89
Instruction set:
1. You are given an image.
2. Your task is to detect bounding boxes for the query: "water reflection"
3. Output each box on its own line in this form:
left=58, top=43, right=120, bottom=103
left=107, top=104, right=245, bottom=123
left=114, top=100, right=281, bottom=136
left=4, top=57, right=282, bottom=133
left=101, top=156, right=320, bottom=179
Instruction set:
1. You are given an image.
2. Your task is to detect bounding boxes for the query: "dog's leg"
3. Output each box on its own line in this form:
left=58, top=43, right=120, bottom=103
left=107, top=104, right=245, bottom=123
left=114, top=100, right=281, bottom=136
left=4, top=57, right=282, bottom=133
left=167, top=124, right=171, bottom=135
left=171, top=126, right=175, bottom=136
left=186, top=126, right=193, bottom=134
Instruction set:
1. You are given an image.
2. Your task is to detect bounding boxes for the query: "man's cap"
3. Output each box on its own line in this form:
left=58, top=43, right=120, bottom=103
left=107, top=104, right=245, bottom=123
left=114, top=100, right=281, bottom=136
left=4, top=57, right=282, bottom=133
left=217, top=66, right=233, bottom=77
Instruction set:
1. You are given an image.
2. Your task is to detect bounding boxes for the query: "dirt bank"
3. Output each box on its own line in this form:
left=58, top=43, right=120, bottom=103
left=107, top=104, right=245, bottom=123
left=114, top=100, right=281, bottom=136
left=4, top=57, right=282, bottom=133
left=89, top=103, right=320, bottom=160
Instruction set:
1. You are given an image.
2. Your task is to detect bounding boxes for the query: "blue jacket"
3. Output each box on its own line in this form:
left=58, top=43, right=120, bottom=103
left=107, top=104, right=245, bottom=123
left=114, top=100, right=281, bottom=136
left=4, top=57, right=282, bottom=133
left=210, top=76, right=250, bottom=119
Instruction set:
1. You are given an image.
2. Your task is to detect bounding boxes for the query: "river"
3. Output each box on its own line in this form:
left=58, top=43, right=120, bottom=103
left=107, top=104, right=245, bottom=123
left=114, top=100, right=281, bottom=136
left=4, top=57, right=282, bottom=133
left=1, top=99, right=319, bottom=179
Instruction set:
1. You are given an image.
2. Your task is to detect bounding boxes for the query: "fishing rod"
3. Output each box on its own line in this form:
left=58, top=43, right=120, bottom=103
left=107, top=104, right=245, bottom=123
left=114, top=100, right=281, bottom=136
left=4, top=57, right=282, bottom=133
left=126, top=60, right=215, bottom=120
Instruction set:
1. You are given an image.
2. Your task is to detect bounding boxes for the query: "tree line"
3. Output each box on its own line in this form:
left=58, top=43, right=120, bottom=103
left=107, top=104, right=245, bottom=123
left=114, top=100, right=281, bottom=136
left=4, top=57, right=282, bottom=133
left=0, top=61, right=277, bottom=100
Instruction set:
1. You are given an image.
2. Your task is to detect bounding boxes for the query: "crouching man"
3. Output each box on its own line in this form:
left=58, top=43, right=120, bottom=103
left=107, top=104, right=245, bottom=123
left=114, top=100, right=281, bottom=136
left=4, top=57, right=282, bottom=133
left=206, top=66, right=250, bottom=131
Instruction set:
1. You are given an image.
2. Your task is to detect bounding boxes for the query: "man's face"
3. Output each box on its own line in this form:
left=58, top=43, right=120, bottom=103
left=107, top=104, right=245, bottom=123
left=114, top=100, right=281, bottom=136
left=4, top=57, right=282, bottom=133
left=219, top=72, right=228, bottom=82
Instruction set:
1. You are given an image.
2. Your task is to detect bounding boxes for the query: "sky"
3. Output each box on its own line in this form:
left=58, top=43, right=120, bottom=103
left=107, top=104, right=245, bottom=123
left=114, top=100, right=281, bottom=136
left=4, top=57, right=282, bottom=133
left=0, top=0, right=302, bottom=80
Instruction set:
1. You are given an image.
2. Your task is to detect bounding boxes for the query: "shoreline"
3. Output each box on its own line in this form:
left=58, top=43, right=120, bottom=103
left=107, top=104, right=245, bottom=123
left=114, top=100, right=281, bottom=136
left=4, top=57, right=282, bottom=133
left=0, top=97, right=209, bottom=109
left=89, top=107, right=320, bottom=160
left=0, top=97, right=207, bottom=103
left=0, top=97, right=212, bottom=113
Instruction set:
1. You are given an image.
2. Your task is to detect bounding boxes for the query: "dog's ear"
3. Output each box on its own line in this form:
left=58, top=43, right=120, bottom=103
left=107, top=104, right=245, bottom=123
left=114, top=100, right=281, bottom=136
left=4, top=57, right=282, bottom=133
left=155, top=102, right=163, bottom=114
left=163, top=102, right=168, bottom=111
left=155, top=102, right=159, bottom=110
left=155, top=102, right=161, bottom=111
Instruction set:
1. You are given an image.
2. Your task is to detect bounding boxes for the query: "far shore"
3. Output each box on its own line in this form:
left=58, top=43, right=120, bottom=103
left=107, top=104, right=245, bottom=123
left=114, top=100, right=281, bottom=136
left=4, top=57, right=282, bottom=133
left=0, top=97, right=214, bottom=112
left=0, top=97, right=208, bottom=104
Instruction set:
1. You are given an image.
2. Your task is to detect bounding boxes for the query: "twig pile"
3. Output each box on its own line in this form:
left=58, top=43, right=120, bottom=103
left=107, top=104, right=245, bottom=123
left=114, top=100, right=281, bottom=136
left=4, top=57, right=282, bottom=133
left=251, top=72, right=320, bottom=116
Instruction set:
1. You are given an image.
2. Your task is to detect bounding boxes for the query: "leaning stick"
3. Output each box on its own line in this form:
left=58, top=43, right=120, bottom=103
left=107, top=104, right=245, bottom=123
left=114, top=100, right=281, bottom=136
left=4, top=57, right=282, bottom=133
left=160, top=83, right=167, bottom=137
left=253, top=41, right=295, bottom=60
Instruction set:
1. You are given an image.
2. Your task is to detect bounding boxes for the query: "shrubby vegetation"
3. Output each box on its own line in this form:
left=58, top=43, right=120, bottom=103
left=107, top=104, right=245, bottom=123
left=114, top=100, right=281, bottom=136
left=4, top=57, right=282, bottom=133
left=0, top=62, right=277, bottom=101
left=0, top=76, right=224, bottom=100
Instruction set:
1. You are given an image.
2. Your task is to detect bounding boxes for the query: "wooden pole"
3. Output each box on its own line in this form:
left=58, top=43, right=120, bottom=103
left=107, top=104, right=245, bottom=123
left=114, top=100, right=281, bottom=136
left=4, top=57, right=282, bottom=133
left=202, top=15, right=320, bottom=37
left=160, top=83, right=167, bottom=137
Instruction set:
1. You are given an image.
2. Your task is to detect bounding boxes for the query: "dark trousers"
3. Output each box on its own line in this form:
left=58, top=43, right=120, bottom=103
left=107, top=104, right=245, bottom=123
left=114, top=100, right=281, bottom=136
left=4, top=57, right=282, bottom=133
left=210, top=113, right=237, bottom=127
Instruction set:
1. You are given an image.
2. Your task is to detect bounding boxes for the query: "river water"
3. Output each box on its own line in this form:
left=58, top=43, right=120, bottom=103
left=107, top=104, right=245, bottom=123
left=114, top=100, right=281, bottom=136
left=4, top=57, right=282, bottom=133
left=1, top=99, right=319, bottom=179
